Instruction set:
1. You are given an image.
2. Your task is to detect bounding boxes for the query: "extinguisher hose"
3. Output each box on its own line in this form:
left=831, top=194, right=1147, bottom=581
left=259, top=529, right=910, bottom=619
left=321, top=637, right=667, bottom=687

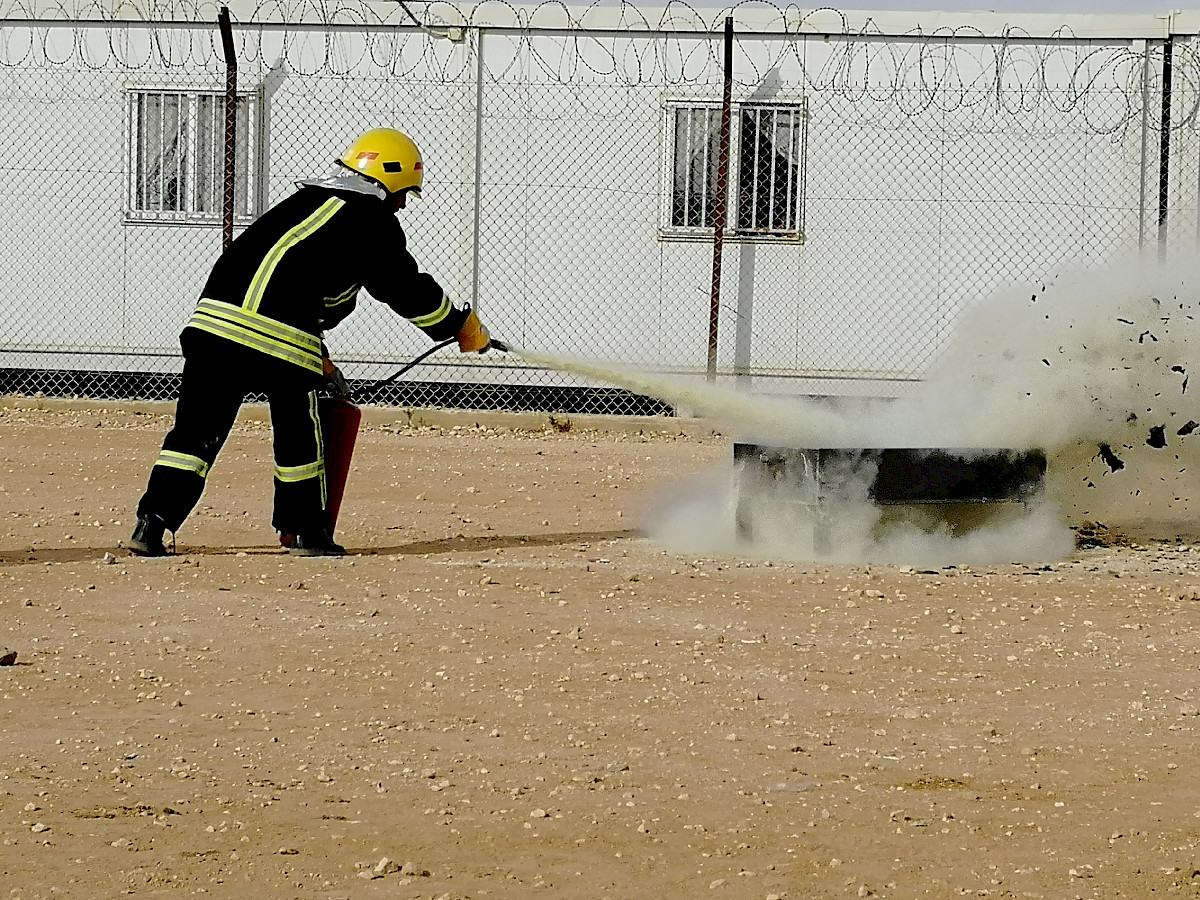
left=352, top=337, right=458, bottom=403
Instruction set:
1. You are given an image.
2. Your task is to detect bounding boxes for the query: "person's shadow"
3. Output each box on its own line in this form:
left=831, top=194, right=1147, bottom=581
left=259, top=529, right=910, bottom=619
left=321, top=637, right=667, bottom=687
left=0, top=529, right=638, bottom=564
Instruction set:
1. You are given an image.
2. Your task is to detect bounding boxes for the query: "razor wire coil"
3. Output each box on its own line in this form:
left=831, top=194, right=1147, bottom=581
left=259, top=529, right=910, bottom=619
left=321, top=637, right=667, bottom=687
left=0, top=0, right=1192, bottom=133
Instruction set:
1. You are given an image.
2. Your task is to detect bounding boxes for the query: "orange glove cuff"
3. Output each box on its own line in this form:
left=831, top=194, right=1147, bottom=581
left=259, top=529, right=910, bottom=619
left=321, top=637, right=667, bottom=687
left=456, top=309, right=491, bottom=353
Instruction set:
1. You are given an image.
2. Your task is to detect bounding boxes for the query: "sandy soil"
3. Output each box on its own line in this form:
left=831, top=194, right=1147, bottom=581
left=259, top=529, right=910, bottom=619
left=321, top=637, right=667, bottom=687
left=2, top=401, right=1200, bottom=900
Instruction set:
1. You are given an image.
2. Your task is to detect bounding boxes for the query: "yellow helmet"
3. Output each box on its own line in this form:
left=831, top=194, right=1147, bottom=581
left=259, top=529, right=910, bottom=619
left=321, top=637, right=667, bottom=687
left=338, top=128, right=423, bottom=197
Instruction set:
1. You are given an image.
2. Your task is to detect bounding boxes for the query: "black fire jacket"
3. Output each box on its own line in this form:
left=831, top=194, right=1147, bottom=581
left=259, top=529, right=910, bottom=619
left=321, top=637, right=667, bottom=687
left=181, top=185, right=466, bottom=378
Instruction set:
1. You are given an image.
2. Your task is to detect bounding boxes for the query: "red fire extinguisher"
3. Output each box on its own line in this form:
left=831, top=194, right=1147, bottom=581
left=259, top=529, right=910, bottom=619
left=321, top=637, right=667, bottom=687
left=278, top=395, right=361, bottom=548
left=279, top=337, right=494, bottom=548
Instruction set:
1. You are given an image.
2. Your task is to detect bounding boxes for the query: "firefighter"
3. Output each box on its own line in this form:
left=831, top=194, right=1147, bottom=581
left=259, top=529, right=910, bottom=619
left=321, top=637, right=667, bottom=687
left=128, top=127, right=490, bottom=558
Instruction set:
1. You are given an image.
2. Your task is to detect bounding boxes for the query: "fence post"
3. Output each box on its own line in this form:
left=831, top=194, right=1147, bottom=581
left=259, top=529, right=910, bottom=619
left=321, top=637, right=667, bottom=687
left=471, top=26, right=485, bottom=313
left=218, top=6, right=237, bottom=250
left=1157, top=33, right=1174, bottom=260
left=707, top=15, right=733, bottom=383
left=1137, top=41, right=1150, bottom=250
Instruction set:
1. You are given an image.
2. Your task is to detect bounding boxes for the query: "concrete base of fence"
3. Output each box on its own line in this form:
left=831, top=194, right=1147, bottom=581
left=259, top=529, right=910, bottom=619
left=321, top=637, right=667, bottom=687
left=0, top=395, right=726, bottom=439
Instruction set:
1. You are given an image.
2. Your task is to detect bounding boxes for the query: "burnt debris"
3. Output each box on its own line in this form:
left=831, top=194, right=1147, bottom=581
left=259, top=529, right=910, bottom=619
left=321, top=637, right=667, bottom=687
left=1098, top=443, right=1125, bottom=472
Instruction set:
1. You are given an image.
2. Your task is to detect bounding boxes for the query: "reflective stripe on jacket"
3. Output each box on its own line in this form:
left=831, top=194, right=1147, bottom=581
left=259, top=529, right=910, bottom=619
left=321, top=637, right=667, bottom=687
left=182, top=185, right=456, bottom=371
left=187, top=299, right=325, bottom=374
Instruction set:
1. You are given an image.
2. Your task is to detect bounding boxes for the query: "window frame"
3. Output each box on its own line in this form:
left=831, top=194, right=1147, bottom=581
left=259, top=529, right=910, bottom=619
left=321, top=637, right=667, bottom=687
left=124, top=84, right=263, bottom=226
left=660, top=95, right=808, bottom=244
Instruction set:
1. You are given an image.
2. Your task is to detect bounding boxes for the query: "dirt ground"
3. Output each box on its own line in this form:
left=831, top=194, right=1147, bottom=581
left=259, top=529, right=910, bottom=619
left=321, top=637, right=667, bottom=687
left=2, top=399, right=1200, bottom=900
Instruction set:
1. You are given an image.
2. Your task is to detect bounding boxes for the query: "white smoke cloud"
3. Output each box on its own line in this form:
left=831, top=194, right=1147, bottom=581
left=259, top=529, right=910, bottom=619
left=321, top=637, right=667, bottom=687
left=893, top=258, right=1199, bottom=452
left=517, top=254, right=1200, bottom=562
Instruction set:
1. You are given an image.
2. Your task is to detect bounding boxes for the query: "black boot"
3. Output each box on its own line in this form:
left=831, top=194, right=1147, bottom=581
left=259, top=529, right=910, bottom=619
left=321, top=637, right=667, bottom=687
left=288, top=527, right=345, bottom=557
left=129, top=514, right=169, bottom=557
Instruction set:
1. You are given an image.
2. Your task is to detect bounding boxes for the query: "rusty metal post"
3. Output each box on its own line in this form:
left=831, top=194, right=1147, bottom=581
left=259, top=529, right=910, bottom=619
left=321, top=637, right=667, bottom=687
left=218, top=6, right=237, bottom=249
left=706, top=16, right=733, bottom=382
left=1157, top=34, right=1174, bottom=261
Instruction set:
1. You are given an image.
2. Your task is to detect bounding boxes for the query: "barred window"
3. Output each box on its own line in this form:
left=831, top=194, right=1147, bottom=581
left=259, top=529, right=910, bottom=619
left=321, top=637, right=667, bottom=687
left=126, top=88, right=260, bottom=223
left=665, top=100, right=807, bottom=240
left=670, top=106, right=723, bottom=229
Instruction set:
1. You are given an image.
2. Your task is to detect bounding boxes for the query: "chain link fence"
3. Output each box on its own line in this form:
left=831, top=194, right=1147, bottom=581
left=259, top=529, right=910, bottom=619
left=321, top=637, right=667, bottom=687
left=2, top=1, right=1198, bottom=414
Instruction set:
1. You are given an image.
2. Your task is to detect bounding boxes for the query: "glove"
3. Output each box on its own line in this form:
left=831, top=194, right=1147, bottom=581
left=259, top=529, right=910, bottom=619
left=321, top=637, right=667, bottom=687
left=322, top=356, right=351, bottom=397
left=456, top=307, right=491, bottom=353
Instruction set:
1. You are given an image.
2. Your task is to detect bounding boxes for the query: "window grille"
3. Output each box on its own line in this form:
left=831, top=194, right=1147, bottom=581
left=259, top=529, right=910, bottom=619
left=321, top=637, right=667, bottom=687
left=665, top=99, right=807, bottom=240
left=126, top=88, right=260, bottom=224
left=671, top=105, right=722, bottom=229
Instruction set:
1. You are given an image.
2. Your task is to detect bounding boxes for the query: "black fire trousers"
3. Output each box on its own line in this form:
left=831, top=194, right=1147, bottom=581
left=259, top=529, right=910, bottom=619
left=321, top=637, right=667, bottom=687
left=136, top=349, right=327, bottom=537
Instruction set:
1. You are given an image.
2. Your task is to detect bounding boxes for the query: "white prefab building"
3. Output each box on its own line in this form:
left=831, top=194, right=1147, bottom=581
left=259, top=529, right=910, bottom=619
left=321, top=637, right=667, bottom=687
left=2, top=0, right=1199, bottom=412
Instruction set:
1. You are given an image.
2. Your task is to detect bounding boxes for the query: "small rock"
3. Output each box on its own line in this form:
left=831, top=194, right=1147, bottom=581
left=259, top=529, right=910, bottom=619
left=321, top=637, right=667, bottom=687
left=949, top=624, right=964, bottom=634
left=768, top=781, right=814, bottom=793
left=30, top=823, right=49, bottom=834
left=0, top=649, right=18, bottom=666
left=530, top=808, right=549, bottom=818
left=400, top=861, right=428, bottom=877
left=277, top=847, right=299, bottom=855
left=374, top=857, right=401, bottom=875
left=103, top=552, right=116, bottom=564
left=1180, top=704, right=1199, bottom=717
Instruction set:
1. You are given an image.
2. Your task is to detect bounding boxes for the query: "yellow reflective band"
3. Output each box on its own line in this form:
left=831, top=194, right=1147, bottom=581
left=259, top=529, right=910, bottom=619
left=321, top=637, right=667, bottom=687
left=188, top=300, right=323, bottom=374
left=244, top=197, right=345, bottom=314
left=308, top=391, right=327, bottom=506
left=408, top=293, right=451, bottom=328
left=196, top=299, right=322, bottom=354
left=325, top=284, right=360, bottom=309
left=154, top=450, right=210, bottom=479
left=274, top=461, right=324, bottom=482
left=188, top=318, right=323, bottom=374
